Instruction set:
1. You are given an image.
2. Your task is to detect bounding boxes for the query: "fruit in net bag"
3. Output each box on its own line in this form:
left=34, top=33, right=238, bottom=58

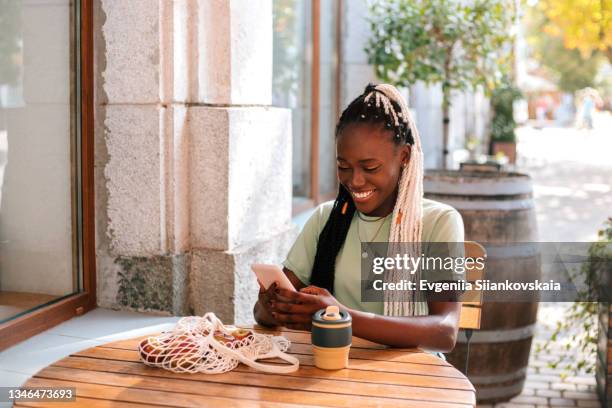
left=138, top=337, right=169, bottom=364
left=164, top=335, right=201, bottom=371
left=213, top=328, right=254, bottom=347
left=136, top=313, right=298, bottom=374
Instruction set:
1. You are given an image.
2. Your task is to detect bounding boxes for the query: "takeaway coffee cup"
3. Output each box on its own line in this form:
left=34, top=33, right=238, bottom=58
left=311, top=306, right=352, bottom=370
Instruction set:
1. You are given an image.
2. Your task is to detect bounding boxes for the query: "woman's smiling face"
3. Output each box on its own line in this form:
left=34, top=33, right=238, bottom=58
left=336, top=122, right=410, bottom=217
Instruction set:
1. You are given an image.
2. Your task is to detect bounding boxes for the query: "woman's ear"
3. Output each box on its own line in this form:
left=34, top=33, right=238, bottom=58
left=400, top=145, right=412, bottom=167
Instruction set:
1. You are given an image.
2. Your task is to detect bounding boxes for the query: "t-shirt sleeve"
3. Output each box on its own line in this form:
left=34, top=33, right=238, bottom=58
left=429, top=209, right=465, bottom=243
left=282, top=205, right=330, bottom=286
left=424, top=209, right=466, bottom=298
left=429, top=209, right=465, bottom=266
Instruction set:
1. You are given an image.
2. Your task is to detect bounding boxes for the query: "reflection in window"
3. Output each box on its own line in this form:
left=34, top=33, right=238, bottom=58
left=272, top=0, right=312, bottom=199
left=0, top=1, right=24, bottom=109
left=0, top=0, right=78, bottom=323
left=318, top=0, right=338, bottom=198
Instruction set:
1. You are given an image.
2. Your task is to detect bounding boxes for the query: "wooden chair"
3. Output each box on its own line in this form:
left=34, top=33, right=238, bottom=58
left=459, top=241, right=486, bottom=375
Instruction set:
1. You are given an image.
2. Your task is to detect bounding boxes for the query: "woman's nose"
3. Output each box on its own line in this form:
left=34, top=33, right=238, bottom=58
left=351, top=169, right=366, bottom=187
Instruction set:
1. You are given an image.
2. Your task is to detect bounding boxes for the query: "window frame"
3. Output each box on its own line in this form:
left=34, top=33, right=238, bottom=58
left=0, top=0, right=96, bottom=352
left=292, top=0, right=343, bottom=216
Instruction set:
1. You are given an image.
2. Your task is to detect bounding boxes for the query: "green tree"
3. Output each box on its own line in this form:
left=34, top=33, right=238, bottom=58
left=539, top=0, right=612, bottom=64
left=538, top=37, right=602, bottom=93
left=272, top=0, right=300, bottom=101
left=526, top=5, right=604, bottom=93
left=365, top=0, right=515, bottom=168
left=0, top=0, right=21, bottom=86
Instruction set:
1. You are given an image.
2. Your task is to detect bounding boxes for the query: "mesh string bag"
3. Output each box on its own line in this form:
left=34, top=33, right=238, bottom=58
left=138, top=312, right=299, bottom=374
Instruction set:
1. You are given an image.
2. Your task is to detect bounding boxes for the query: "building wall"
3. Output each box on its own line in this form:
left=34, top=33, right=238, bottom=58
left=94, top=0, right=295, bottom=324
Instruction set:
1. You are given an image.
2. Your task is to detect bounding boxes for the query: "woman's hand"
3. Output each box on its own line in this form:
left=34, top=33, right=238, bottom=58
left=270, top=285, right=343, bottom=331
left=254, top=282, right=279, bottom=327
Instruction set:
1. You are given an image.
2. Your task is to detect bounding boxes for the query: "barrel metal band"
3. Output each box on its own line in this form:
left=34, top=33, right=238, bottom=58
left=433, top=198, right=534, bottom=211
left=468, top=367, right=527, bottom=385
left=424, top=178, right=533, bottom=195
left=485, top=243, right=541, bottom=259
left=457, top=324, right=535, bottom=343
left=475, top=381, right=526, bottom=400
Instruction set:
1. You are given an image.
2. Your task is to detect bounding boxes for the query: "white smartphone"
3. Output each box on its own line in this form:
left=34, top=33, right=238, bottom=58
left=251, top=264, right=296, bottom=292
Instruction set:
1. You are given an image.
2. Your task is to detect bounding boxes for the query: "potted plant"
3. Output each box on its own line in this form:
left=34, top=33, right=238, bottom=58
left=538, top=218, right=612, bottom=406
left=490, top=81, right=523, bottom=163
left=365, top=0, right=515, bottom=169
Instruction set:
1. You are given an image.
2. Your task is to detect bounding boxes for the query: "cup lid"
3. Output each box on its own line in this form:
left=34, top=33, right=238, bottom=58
left=312, top=306, right=352, bottom=325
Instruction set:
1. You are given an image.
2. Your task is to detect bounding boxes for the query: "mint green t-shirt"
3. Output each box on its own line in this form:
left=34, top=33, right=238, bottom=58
left=283, top=198, right=465, bottom=315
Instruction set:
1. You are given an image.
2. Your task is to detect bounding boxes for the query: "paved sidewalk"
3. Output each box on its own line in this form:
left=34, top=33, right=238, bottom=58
left=477, top=115, right=611, bottom=407
left=478, top=304, right=600, bottom=408
left=477, top=304, right=600, bottom=408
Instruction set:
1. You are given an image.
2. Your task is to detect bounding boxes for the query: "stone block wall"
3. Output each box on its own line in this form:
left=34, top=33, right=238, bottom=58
left=94, top=0, right=294, bottom=324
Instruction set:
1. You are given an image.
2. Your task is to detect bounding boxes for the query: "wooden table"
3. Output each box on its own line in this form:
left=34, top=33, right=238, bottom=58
left=14, top=327, right=476, bottom=407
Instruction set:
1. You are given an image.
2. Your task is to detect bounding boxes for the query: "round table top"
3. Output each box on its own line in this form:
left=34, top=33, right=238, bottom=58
left=14, top=326, right=475, bottom=407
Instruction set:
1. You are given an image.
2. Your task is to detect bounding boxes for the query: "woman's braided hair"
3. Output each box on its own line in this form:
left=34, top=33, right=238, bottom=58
left=310, top=84, right=425, bottom=316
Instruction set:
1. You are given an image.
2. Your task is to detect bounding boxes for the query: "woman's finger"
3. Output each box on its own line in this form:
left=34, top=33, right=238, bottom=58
left=276, top=288, right=317, bottom=303
left=272, top=300, right=318, bottom=315
left=257, top=280, right=266, bottom=293
left=273, top=311, right=312, bottom=324
left=266, top=281, right=279, bottom=293
left=258, top=283, right=279, bottom=314
left=299, top=285, right=323, bottom=295
left=300, top=285, right=331, bottom=297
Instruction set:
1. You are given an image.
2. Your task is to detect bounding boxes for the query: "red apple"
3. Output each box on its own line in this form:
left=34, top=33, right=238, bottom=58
left=232, top=328, right=253, bottom=342
left=139, top=338, right=168, bottom=364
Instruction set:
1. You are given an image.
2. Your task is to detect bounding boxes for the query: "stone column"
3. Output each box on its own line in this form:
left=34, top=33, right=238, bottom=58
left=187, top=0, right=294, bottom=324
left=94, top=0, right=188, bottom=314
left=94, top=0, right=294, bottom=323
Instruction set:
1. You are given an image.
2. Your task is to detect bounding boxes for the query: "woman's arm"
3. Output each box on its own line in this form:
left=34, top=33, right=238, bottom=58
left=347, top=301, right=460, bottom=351
left=271, top=286, right=461, bottom=352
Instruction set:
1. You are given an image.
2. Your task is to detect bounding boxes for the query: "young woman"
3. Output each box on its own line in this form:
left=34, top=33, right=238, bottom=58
left=254, top=84, right=464, bottom=352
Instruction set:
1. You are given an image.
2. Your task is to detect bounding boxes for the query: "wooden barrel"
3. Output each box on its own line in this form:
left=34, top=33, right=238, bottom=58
left=424, top=170, right=540, bottom=404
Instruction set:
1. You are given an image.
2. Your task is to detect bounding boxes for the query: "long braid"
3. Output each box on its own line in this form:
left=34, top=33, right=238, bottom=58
left=311, top=84, right=425, bottom=316
left=310, top=185, right=355, bottom=292
left=373, top=85, right=425, bottom=316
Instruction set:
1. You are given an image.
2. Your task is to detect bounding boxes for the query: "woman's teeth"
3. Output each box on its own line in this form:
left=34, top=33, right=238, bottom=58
left=353, top=190, right=374, bottom=199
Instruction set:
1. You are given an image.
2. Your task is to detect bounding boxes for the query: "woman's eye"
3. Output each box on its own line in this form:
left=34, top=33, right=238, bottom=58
left=337, top=166, right=350, bottom=171
left=364, top=166, right=380, bottom=172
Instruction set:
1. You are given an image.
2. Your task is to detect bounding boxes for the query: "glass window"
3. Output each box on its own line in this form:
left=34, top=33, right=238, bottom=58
left=318, top=0, right=338, bottom=198
left=272, top=0, right=312, bottom=199
left=0, top=0, right=80, bottom=323
left=273, top=0, right=340, bottom=210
